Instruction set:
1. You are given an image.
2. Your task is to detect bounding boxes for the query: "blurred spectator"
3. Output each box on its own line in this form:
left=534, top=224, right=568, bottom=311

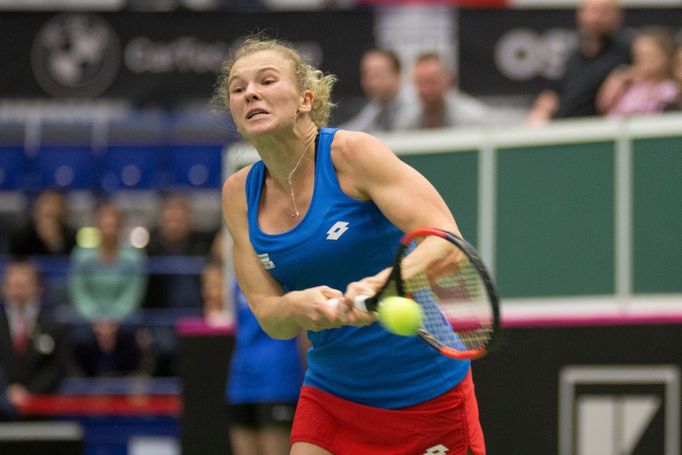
left=9, top=189, right=76, bottom=257
left=142, top=194, right=214, bottom=376
left=664, top=44, right=682, bottom=111
left=226, top=278, right=304, bottom=455
left=201, top=260, right=230, bottom=328
left=527, top=0, right=631, bottom=126
left=144, top=194, right=213, bottom=309
left=341, top=48, right=408, bottom=132
left=395, top=52, right=490, bottom=129
left=597, top=27, right=679, bottom=117
left=69, top=203, right=146, bottom=377
left=0, top=259, right=67, bottom=420
left=209, top=229, right=228, bottom=263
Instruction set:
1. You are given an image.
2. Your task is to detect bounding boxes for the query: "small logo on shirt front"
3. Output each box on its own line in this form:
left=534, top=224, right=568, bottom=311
left=326, top=221, right=349, bottom=240
left=258, top=253, right=275, bottom=270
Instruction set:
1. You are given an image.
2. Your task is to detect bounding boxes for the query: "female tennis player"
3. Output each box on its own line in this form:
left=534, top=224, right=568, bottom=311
left=218, top=36, right=485, bottom=455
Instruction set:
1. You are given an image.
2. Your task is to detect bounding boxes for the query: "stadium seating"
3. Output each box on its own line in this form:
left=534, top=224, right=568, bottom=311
left=35, top=122, right=97, bottom=190
left=100, top=111, right=167, bottom=192
left=165, top=107, right=232, bottom=190
left=0, top=145, right=27, bottom=191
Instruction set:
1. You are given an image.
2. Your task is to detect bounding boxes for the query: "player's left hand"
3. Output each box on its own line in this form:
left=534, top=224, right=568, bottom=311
left=342, top=268, right=391, bottom=326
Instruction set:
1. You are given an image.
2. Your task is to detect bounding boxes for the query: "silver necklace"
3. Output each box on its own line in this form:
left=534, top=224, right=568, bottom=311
left=287, top=139, right=313, bottom=218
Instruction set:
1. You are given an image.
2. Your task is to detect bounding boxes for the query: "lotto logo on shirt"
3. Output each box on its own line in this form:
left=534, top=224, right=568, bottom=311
left=258, top=253, right=275, bottom=270
left=326, top=221, right=349, bottom=240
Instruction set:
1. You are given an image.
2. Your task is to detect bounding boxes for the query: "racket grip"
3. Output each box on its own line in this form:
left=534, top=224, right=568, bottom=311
left=326, top=295, right=370, bottom=313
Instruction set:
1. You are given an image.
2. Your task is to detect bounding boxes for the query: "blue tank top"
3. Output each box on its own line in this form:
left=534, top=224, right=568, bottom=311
left=245, top=127, right=469, bottom=409
left=226, top=279, right=303, bottom=404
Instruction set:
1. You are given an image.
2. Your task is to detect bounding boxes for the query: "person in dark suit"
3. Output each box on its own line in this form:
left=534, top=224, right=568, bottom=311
left=0, top=259, right=67, bottom=420
left=340, top=48, right=409, bottom=132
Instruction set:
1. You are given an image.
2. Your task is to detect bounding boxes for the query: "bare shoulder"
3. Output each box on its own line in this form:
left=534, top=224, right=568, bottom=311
left=331, top=129, right=402, bottom=199
left=221, top=165, right=251, bottom=216
left=332, top=129, right=394, bottom=170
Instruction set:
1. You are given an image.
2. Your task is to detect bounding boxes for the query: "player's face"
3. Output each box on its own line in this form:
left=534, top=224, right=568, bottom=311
left=632, top=36, right=670, bottom=80
left=228, top=50, right=301, bottom=138
left=414, top=60, right=450, bottom=106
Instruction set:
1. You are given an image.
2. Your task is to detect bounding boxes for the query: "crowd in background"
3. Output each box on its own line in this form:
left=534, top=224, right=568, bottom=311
left=0, top=189, right=226, bottom=419
left=337, top=0, right=682, bottom=132
left=1, top=2, right=682, bottom=452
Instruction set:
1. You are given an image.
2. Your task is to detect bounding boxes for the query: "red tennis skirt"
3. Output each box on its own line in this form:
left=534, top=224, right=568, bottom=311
left=290, top=370, right=485, bottom=455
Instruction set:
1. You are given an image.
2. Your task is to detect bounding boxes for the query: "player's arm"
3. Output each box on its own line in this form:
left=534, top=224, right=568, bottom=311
left=221, top=168, right=347, bottom=339
left=333, top=130, right=467, bottom=293
left=333, top=130, right=460, bottom=238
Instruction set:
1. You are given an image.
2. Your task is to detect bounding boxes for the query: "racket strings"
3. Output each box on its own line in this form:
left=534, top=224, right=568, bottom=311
left=403, top=259, right=493, bottom=351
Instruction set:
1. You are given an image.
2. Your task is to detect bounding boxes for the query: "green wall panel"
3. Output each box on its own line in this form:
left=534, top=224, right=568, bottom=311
left=496, top=142, right=615, bottom=298
left=401, top=151, right=479, bottom=247
left=633, top=138, right=682, bottom=293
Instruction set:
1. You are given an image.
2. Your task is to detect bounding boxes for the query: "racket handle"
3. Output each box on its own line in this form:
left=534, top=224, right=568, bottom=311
left=326, top=295, right=370, bottom=313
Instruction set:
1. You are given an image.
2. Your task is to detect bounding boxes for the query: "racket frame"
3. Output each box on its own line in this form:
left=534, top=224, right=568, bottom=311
left=370, top=227, right=501, bottom=360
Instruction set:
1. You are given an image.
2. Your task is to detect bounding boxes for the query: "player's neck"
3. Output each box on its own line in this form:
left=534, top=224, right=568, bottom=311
left=258, top=124, right=317, bottom=184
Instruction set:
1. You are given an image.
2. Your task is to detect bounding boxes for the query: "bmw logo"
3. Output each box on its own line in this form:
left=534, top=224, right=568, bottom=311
left=31, top=14, right=121, bottom=98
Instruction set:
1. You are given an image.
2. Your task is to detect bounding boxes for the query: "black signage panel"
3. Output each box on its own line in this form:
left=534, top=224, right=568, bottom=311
left=1, top=12, right=374, bottom=106
left=459, top=8, right=682, bottom=97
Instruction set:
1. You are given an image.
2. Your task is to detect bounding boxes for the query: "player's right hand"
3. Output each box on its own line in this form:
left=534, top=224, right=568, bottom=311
left=286, top=286, right=347, bottom=332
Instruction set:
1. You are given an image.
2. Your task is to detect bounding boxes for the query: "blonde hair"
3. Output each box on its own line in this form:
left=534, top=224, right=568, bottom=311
left=215, top=35, right=337, bottom=127
left=635, top=26, right=676, bottom=77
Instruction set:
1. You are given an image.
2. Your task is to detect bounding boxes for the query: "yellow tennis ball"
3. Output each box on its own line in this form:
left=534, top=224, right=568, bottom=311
left=377, top=296, right=423, bottom=336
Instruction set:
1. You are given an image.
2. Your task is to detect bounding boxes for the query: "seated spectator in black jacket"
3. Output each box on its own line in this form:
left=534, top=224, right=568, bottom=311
left=143, top=194, right=213, bottom=376
left=10, top=189, right=76, bottom=257
left=144, top=194, right=213, bottom=309
left=527, top=0, right=632, bottom=126
left=0, top=259, right=67, bottom=420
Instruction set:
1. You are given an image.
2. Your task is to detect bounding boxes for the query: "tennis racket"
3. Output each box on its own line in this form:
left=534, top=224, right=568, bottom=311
left=332, top=227, right=500, bottom=360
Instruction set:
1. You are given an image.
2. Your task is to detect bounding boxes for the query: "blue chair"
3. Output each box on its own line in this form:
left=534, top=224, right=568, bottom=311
left=0, top=146, right=28, bottom=190
left=166, top=145, right=223, bottom=189
left=36, top=122, right=96, bottom=190
left=100, top=145, right=164, bottom=192
left=35, top=145, right=97, bottom=190
left=0, top=121, right=29, bottom=190
left=0, top=123, right=30, bottom=254
left=166, top=107, right=231, bottom=190
left=101, top=111, right=167, bottom=192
